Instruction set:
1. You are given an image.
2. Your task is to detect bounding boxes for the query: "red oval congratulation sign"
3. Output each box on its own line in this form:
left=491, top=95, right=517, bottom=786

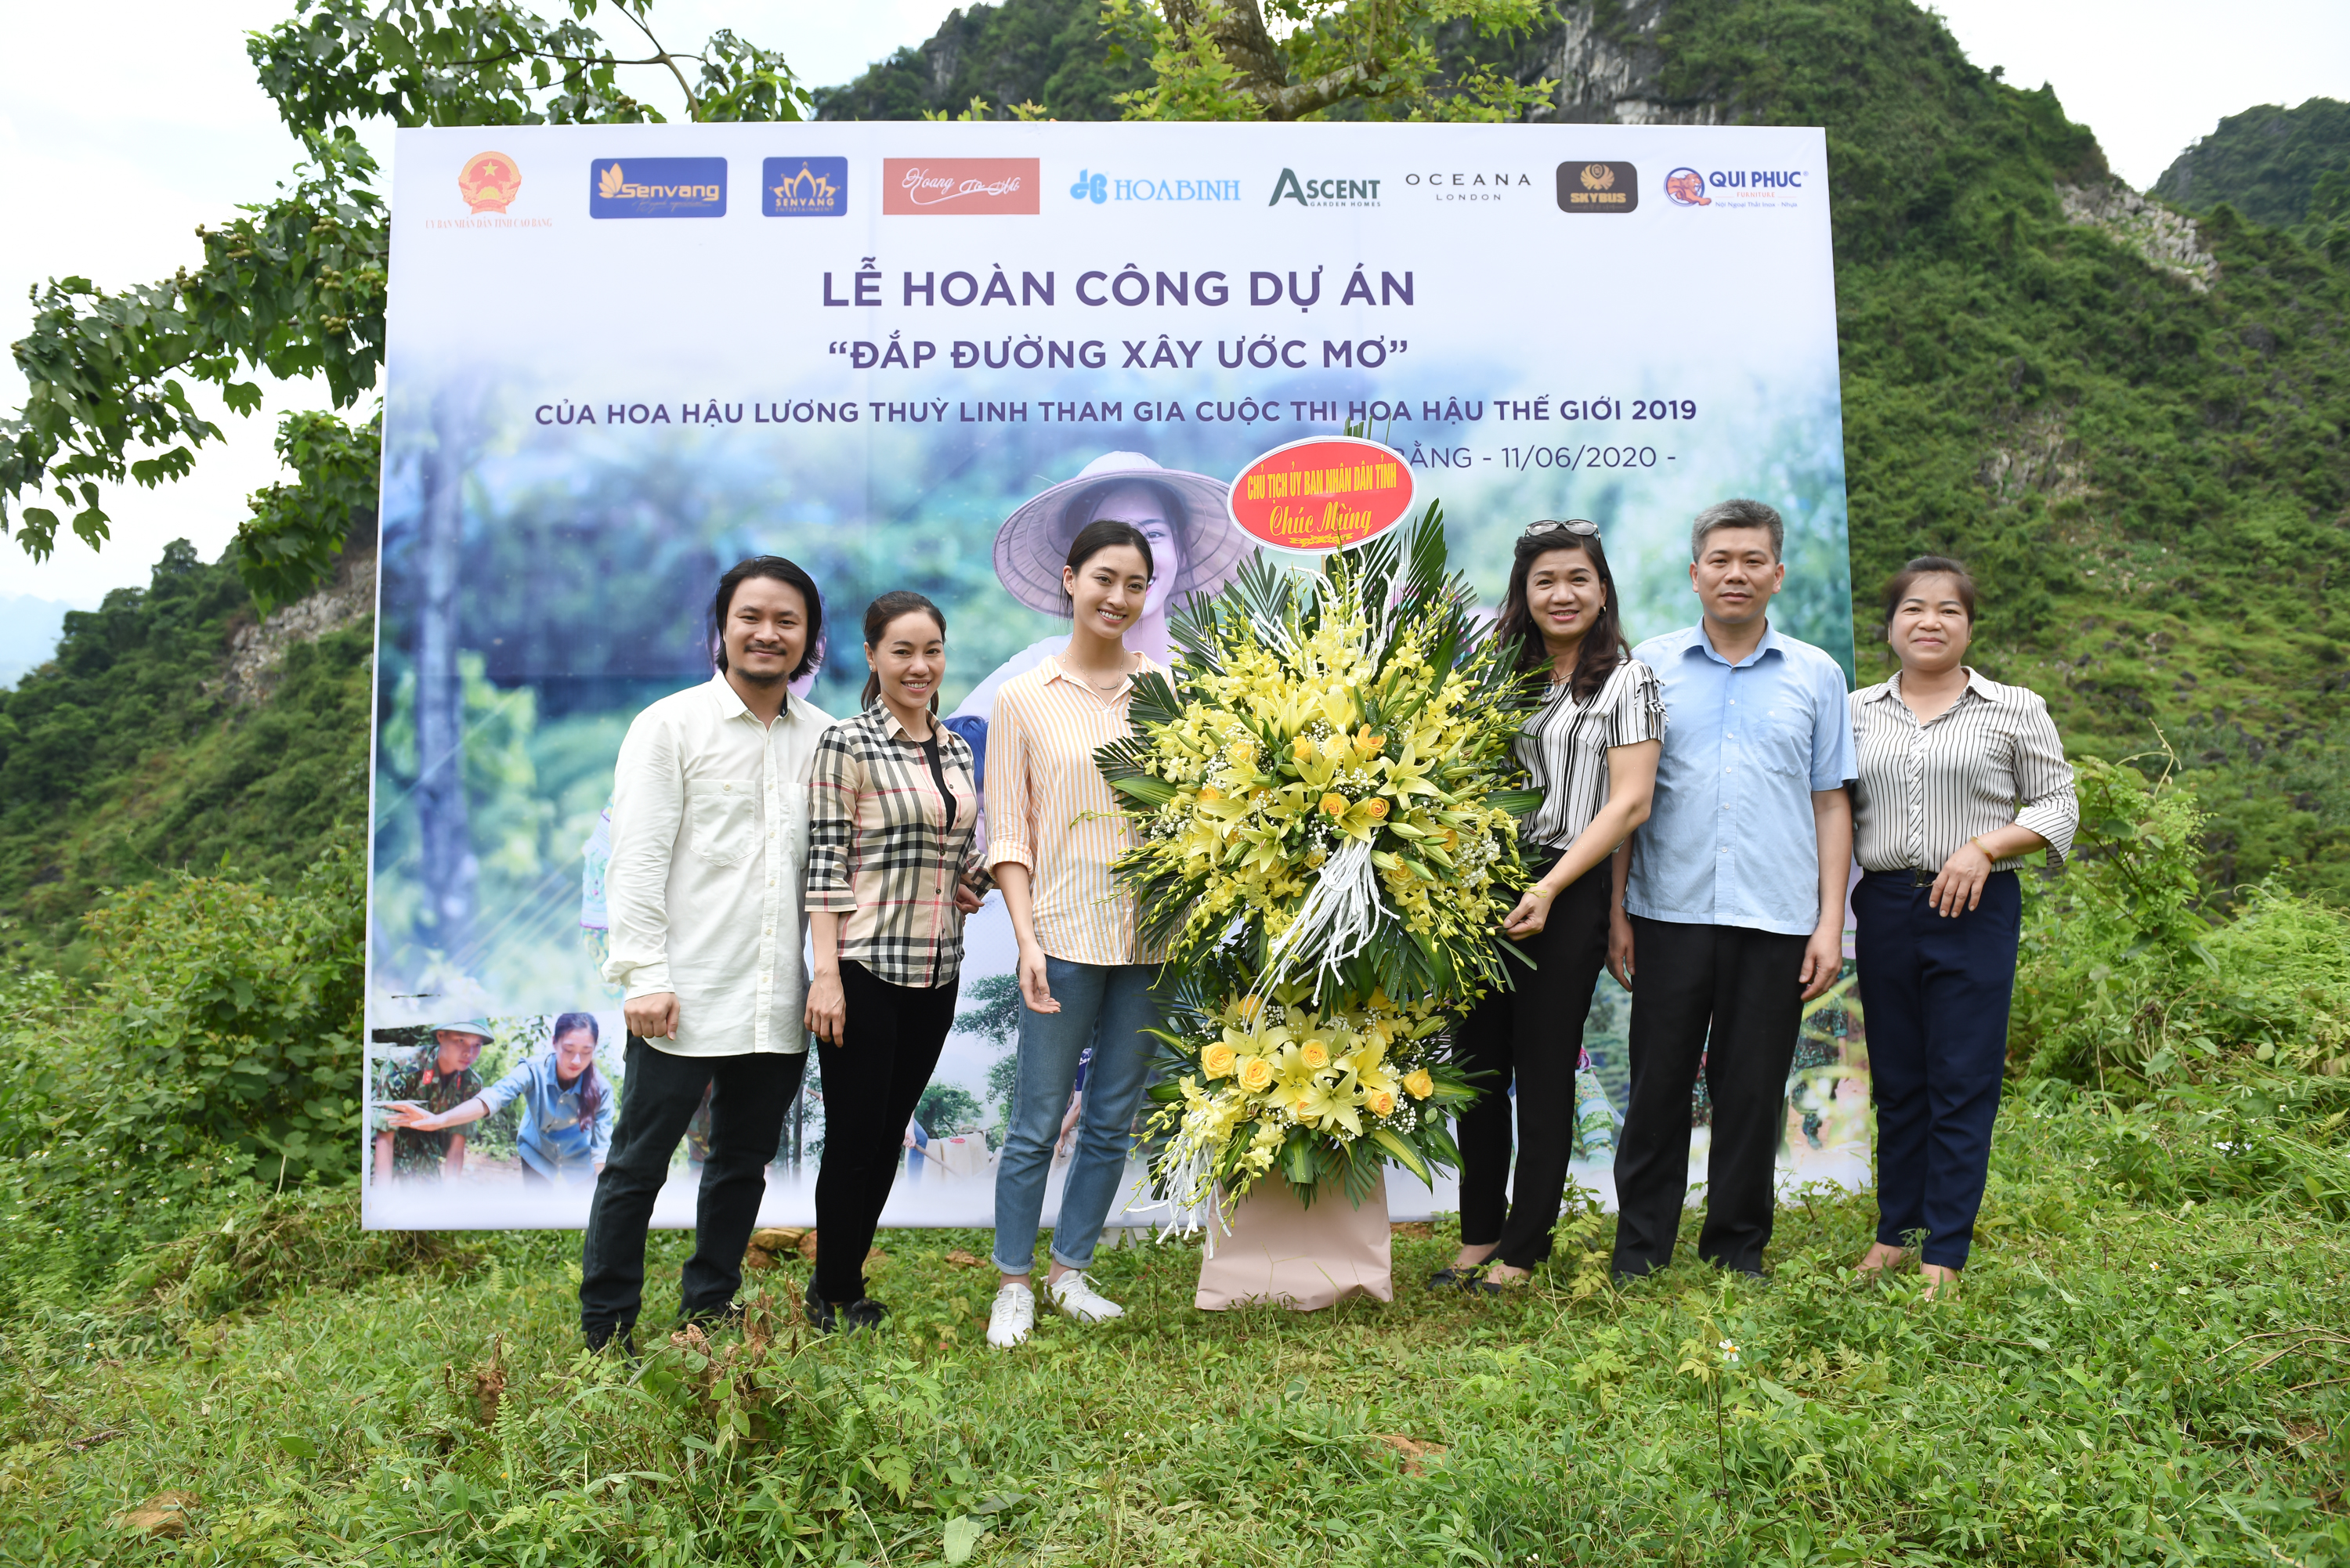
left=1226, top=436, right=1415, bottom=553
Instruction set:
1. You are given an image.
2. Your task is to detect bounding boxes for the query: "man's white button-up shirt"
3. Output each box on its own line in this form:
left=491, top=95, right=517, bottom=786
left=601, top=674, right=833, bottom=1057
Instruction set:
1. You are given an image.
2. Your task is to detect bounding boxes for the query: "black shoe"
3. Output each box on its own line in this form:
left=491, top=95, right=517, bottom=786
left=675, top=1303, right=745, bottom=1335
left=844, top=1297, right=888, bottom=1332
left=1427, top=1264, right=1485, bottom=1288
left=804, top=1285, right=841, bottom=1334
left=584, top=1321, right=637, bottom=1357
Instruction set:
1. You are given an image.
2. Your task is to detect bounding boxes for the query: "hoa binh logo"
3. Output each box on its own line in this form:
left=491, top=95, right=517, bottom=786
left=764, top=157, right=848, bottom=217
left=588, top=158, right=728, bottom=219
left=1068, top=169, right=1242, bottom=205
left=882, top=158, right=1039, bottom=215
left=1556, top=161, right=1639, bottom=213
left=457, top=151, right=521, bottom=213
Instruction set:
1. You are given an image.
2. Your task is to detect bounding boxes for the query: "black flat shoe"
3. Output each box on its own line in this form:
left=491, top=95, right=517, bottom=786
left=675, top=1303, right=744, bottom=1335
left=844, top=1297, right=888, bottom=1332
left=1427, top=1265, right=1486, bottom=1288
left=804, top=1286, right=841, bottom=1334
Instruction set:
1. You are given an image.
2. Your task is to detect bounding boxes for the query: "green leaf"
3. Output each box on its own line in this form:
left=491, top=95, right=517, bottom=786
left=944, top=1516, right=987, bottom=1564
left=1369, top=1127, right=1431, bottom=1184
left=277, top=1432, right=318, bottom=1459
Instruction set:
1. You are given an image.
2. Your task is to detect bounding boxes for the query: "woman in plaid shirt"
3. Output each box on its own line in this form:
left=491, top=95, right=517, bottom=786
left=803, top=591, right=987, bottom=1333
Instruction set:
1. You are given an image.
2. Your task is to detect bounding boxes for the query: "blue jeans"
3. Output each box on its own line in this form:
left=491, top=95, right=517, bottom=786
left=990, top=957, right=1166, bottom=1275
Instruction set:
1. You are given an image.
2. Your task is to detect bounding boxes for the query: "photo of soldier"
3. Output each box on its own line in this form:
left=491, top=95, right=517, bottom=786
left=371, top=1020, right=491, bottom=1181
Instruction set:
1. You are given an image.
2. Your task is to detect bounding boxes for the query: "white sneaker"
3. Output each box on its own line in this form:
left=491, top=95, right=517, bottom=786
left=986, top=1283, right=1035, bottom=1349
left=1047, top=1270, right=1125, bottom=1324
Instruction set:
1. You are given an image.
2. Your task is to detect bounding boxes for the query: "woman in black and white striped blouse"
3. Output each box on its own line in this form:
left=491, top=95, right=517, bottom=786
left=1439, top=521, right=1664, bottom=1290
left=1848, top=555, right=2077, bottom=1298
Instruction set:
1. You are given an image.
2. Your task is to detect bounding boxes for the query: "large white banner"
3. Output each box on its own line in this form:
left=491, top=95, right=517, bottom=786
left=365, top=121, right=1864, bottom=1230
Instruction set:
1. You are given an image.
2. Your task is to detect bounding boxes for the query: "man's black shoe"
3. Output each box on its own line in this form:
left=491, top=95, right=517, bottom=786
left=584, top=1321, right=638, bottom=1357
left=844, top=1297, right=889, bottom=1332
left=804, top=1285, right=841, bottom=1334
left=675, top=1303, right=745, bottom=1335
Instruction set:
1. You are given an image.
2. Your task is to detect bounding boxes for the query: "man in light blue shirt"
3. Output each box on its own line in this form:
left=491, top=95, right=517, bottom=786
left=1607, top=498, right=1855, bottom=1281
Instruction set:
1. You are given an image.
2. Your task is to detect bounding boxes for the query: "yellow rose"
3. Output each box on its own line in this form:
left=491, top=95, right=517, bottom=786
left=1403, top=1068, right=1435, bottom=1099
left=1198, top=785, right=1224, bottom=803
left=1202, top=1041, right=1239, bottom=1078
left=1362, top=797, right=1390, bottom=820
left=1292, top=736, right=1315, bottom=761
left=1320, top=793, right=1348, bottom=818
left=1368, top=1089, right=1397, bottom=1118
left=1300, top=1040, right=1331, bottom=1071
left=1358, top=731, right=1386, bottom=757
left=1238, top=1057, right=1277, bottom=1093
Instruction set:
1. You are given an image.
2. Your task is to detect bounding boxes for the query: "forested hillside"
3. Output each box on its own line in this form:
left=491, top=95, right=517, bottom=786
left=2153, top=96, right=2350, bottom=244
left=823, top=0, right=2350, bottom=903
left=0, top=545, right=374, bottom=970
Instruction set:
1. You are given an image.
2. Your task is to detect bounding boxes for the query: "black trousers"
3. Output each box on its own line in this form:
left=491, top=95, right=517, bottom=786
left=1455, top=858, right=1612, bottom=1269
left=1610, top=916, right=1808, bottom=1277
left=1853, top=869, right=2021, bottom=1270
left=579, top=1035, right=805, bottom=1335
left=813, top=959, right=957, bottom=1304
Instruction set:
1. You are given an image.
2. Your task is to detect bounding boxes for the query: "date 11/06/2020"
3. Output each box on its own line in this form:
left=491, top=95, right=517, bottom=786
left=1408, top=444, right=1668, bottom=471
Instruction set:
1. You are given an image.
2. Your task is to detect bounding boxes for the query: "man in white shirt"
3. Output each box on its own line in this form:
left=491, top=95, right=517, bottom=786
left=580, top=557, right=833, bottom=1352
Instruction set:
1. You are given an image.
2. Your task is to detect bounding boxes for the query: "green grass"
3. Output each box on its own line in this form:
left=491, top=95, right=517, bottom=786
left=3, top=1099, right=2344, bottom=1566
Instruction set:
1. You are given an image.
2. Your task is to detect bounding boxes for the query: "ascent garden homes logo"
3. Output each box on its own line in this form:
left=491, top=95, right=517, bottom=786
left=1268, top=169, right=1382, bottom=208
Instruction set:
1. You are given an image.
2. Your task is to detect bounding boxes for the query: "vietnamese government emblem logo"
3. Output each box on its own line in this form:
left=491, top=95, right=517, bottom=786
left=458, top=152, right=520, bottom=214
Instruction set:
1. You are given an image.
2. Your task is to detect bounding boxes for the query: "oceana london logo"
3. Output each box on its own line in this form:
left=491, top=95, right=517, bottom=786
left=589, top=158, right=728, bottom=219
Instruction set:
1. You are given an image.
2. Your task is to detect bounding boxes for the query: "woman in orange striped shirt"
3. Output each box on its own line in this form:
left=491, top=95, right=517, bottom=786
left=982, top=516, right=1173, bottom=1349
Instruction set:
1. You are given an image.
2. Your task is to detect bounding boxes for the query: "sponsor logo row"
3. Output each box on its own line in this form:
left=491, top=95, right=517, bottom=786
left=454, top=151, right=1806, bottom=221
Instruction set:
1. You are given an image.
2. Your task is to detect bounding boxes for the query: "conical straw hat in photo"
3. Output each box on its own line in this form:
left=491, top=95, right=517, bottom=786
left=992, top=451, right=1253, bottom=616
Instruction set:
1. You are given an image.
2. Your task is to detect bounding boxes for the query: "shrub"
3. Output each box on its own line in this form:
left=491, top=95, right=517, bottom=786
left=0, top=826, right=364, bottom=1312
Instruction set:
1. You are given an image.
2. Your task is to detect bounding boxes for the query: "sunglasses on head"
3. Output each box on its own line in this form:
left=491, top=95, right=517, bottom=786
left=1524, top=518, right=1600, bottom=539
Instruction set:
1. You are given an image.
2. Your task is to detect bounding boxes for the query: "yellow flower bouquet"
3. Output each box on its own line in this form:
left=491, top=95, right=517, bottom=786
left=1096, top=508, right=1542, bottom=1209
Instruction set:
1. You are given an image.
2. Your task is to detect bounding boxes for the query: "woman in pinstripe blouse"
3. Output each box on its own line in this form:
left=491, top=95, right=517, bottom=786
left=1848, top=556, right=2077, bottom=1297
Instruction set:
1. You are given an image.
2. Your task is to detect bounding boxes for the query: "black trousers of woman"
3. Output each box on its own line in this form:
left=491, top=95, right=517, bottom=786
left=813, top=959, right=959, bottom=1306
left=1455, top=858, right=1613, bottom=1270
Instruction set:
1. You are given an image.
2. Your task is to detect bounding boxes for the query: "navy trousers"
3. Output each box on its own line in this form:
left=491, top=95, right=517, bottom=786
left=1852, top=869, right=2021, bottom=1270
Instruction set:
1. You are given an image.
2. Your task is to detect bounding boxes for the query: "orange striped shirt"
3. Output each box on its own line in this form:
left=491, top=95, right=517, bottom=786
left=983, top=653, right=1170, bottom=966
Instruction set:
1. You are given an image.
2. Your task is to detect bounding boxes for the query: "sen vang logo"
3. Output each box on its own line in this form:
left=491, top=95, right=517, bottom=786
left=883, top=158, right=1039, bottom=215
left=765, top=157, right=847, bottom=217
left=1268, top=169, right=1381, bottom=208
left=589, top=157, right=728, bottom=219
left=1556, top=161, right=1638, bottom=213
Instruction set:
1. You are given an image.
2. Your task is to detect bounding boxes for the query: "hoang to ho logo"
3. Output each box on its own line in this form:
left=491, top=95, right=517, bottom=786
left=457, top=151, right=520, bottom=214
left=765, top=157, right=848, bottom=217
left=589, top=158, right=728, bottom=219
left=1556, top=161, right=1638, bottom=213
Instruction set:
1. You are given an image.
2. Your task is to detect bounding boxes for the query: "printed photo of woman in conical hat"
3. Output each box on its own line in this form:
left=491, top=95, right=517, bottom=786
left=942, top=450, right=1256, bottom=782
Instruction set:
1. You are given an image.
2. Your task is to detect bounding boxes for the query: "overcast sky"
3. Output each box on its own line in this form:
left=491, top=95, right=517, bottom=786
left=2, top=0, right=2344, bottom=608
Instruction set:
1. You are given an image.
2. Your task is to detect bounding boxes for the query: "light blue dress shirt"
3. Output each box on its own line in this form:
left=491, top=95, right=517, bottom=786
left=477, top=1050, right=616, bottom=1180
left=1624, top=622, right=1856, bottom=937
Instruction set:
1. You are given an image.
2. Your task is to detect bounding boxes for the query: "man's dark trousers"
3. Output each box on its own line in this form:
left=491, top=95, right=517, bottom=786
left=580, top=1034, right=805, bottom=1337
left=1611, top=916, right=1808, bottom=1277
